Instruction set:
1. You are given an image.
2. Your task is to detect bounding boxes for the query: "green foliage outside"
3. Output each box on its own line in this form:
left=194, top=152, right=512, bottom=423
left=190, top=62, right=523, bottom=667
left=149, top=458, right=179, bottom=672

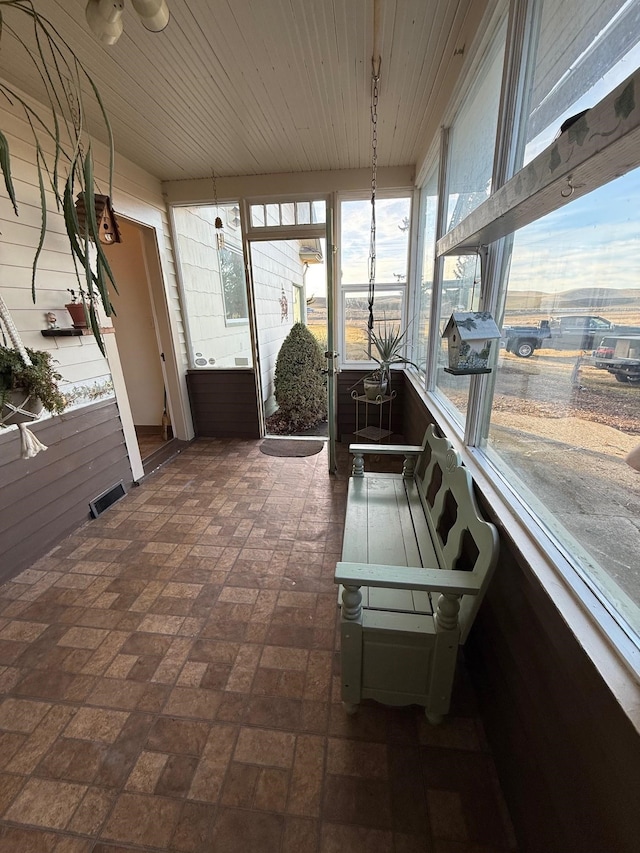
left=272, top=323, right=326, bottom=433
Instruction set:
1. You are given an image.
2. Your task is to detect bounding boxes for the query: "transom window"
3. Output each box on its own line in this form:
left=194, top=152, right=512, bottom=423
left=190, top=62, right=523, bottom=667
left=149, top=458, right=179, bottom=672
left=250, top=199, right=326, bottom=229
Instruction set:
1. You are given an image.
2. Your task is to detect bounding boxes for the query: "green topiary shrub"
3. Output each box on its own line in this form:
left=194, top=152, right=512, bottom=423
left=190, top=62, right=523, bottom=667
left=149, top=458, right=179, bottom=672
left=272, top=323, right=327, bottom=433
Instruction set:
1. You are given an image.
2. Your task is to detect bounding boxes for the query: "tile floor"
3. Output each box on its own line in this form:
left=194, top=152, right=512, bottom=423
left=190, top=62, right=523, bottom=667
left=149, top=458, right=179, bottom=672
left=0, top=439, right=517, bottom=852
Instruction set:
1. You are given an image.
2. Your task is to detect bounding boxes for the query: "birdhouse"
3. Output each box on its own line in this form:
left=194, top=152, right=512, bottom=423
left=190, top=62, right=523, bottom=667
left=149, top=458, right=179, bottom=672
left=442, top=311, right=501, bottom=374
left=75, top=193, right=122, bottom=245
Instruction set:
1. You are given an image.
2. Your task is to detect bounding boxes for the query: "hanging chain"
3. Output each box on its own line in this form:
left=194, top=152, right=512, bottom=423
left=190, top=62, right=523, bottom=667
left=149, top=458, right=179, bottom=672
left=368, top=57, right=380, bottom=332
left=211, top=169, right=219, bottom=208
left=211, top=169, right=225, bottom=248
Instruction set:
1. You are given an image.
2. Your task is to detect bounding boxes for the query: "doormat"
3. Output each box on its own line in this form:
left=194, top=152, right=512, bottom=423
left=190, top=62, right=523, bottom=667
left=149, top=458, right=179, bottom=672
left=260, top=439, right=324, bottom=457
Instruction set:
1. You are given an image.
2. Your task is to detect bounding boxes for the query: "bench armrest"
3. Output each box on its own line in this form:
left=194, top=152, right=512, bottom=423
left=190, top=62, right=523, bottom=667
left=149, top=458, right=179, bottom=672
left=349, top=443, right=423, bottom=457
left=335, top=561, right=481, bottom=596
left=349, top=444, right=423, bottom=477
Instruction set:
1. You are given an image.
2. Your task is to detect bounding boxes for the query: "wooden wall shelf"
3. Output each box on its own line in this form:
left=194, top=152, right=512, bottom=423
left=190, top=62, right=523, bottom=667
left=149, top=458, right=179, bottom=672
left=41, top=326, right=115, bottom=338
left=41, top=328, right=84, bottom=337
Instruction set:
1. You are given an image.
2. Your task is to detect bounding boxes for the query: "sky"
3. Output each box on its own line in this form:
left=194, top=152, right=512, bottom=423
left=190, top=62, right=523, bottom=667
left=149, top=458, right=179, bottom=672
left=506, top=166, right=640, bottom=294
left=303, top=197, right=412, bottom=301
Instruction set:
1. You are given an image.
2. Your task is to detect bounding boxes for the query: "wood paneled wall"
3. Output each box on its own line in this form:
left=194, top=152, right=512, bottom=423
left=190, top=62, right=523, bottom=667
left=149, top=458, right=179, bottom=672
left=402, top=379, right=640, bottom=853
left=0, top=401, right=132, bottom=585
left=337, top=371, right=405, bottom=442
left=186, top=370, right=261, bottom=439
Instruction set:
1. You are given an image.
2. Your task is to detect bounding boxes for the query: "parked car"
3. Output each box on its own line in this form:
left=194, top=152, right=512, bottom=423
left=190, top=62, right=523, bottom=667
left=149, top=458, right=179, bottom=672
left=593, top=335, right=640, bottom=384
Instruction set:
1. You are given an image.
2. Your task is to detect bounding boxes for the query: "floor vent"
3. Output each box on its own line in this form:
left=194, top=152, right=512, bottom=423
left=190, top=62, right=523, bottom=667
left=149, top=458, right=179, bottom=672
left=89, top=481, right=126, bottom=518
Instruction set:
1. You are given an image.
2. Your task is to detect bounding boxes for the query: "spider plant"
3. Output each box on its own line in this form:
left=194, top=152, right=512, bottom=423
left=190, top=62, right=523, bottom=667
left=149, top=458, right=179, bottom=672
left=369, top=321, right=418, bottom=389
left=0, top=0, right=117, bottom=354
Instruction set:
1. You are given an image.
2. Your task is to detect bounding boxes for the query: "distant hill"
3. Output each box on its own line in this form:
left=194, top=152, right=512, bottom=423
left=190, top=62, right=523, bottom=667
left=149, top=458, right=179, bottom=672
left=506, top=288, right=640, bottom=311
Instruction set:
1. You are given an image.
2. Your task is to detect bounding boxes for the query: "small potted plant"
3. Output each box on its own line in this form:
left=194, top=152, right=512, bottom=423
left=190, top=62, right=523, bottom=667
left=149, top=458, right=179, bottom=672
left=65, top=289, right=90, bottom=329
left=0, top=346, right=66, bottom=426
left=362, top=322, right=418, bottom=399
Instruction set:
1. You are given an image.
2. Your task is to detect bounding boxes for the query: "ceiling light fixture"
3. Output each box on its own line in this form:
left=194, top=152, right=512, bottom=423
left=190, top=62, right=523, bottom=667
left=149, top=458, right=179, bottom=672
left=85, top=0, right=170, bottom=45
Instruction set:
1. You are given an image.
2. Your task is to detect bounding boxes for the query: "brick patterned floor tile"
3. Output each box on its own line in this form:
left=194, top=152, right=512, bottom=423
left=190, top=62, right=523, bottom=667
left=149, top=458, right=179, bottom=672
left=4, top=778, right=86, bottom=830
left=211, top=807, right=284, bottom=853
left=0, top=440, right=516, bottom=853
left=101, top=791, right=181, bottom=847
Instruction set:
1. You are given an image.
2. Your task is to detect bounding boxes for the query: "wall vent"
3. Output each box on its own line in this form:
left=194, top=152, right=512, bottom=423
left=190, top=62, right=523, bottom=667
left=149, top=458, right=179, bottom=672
left=89, top=481, right=126, bottom=518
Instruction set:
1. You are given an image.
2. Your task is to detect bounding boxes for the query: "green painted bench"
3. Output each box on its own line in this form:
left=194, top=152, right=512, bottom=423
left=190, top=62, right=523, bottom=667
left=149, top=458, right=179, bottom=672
left=335, top=424, right=499, bottom=723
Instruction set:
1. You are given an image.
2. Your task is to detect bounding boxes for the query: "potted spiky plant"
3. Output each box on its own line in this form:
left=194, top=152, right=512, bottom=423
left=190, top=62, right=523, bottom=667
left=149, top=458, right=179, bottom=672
left=0, top=0, right=117, bottom=354
left=363, top=321, right=418, bottom=399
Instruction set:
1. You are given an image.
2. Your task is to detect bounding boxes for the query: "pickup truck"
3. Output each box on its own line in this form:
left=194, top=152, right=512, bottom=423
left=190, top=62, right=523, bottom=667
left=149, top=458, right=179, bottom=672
left=593, top=335, right=640, bottom=385
left=502, top=315, right=635, bottom=357
left=502, top=320, right=551, bottom=357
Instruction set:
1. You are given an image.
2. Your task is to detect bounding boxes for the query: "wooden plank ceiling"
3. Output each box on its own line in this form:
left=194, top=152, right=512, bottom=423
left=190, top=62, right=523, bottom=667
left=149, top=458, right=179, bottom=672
left=0, top=0, right=476, bottom=181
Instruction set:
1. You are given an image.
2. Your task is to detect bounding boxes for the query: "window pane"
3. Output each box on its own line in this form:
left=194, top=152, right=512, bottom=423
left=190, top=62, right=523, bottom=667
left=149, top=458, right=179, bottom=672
left=415, top=167, right=439, bottom=375
left=251, top=205, right=265, bottom=227
left=445, top=16, right=507, bottom=231
left=486, top=168, right=640, bottom=629
left=343, top=290, right=404, bottom=362
left=220, top=247, right=249, bottom=323
left=311, top=200, right=326, bottom=224
left=521, top=0, right=640, bottom=166
left=266, top=204, right=280, bottom=225
left=296, top=202, right=311, bottom=224
left=172, top=204, right=253, bottom=369
left=340, top=197, right=411, bottom=284
left=435, top=254, right=483, bottom=420
left=281, top=202, right=295, bottom=226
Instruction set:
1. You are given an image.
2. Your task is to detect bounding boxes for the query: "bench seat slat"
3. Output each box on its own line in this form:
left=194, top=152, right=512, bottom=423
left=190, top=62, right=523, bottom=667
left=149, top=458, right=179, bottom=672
left=367, top=478, right=418, bottom=565
left=336, top=561, right=482, bottom=595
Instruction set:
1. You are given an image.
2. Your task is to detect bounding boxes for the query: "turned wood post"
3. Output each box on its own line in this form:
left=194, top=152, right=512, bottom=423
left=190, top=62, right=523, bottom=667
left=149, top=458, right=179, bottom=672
left=352, top=451, right=365, bottom=477
left=340, top=584, right=363, bottom=712
left=341, top=585, right=362, bottom=621
left=402, top=453, right=417, bottom=478
left=435, top=593, right=461, bottom=631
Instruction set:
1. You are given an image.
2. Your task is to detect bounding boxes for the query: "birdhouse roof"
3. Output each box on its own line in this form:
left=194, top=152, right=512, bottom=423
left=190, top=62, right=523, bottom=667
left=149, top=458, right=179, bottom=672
left=74, top=193, right=122, bottom=243
left=442, top=312, right=501, bottom=342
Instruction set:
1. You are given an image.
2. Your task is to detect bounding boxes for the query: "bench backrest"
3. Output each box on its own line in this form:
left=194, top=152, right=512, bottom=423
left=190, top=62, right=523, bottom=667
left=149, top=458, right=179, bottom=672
left=413, top=424, right=499, bottom=642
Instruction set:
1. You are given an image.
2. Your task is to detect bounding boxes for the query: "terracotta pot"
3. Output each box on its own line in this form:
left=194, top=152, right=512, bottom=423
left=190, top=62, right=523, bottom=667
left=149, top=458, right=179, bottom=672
left=1, top=390, right=44, bottom=425
left=65, top=301, right=88, bottom=328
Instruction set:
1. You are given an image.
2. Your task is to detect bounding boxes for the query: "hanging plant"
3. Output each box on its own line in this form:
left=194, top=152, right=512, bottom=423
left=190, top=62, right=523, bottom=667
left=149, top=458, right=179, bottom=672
left=0, top=0, right=118, bottom=354
left=0, top=344, right=65, bottom=420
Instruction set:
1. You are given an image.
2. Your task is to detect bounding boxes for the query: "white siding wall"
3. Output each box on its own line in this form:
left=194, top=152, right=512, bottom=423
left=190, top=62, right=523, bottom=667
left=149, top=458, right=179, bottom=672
left=171, top=207, right=251, bottom=368
left=251, top=240, right=304, bottom=413
left=0, top=79, right=191, bottom=437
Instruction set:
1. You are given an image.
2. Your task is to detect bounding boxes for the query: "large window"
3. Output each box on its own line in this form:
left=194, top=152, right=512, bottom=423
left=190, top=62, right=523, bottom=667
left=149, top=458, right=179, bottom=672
left=415, top=167, right=439, bottom=376
left=485, top=169, right=640, bottom=630
left=339, top=195, right=411, bottom=365
left=445, top=15, right=508, bottom=232
left=434, top=253, right=483, bottom=422
left=411, top=0, right=640, bottom=664
left=521, top=0, right=640, bottom=165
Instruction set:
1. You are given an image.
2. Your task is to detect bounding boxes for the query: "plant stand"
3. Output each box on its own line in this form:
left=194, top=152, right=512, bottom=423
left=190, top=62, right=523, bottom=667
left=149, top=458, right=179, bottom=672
left=351, top=389, right=396, bottom=442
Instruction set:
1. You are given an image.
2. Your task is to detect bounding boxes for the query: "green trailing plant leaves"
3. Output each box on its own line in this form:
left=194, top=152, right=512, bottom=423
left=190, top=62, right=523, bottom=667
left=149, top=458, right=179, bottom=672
left=31, top=145, right=47, bottom=301
left=0, top=1, right=117, bottom=352
left=0, top=129, right=18, bottom=215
